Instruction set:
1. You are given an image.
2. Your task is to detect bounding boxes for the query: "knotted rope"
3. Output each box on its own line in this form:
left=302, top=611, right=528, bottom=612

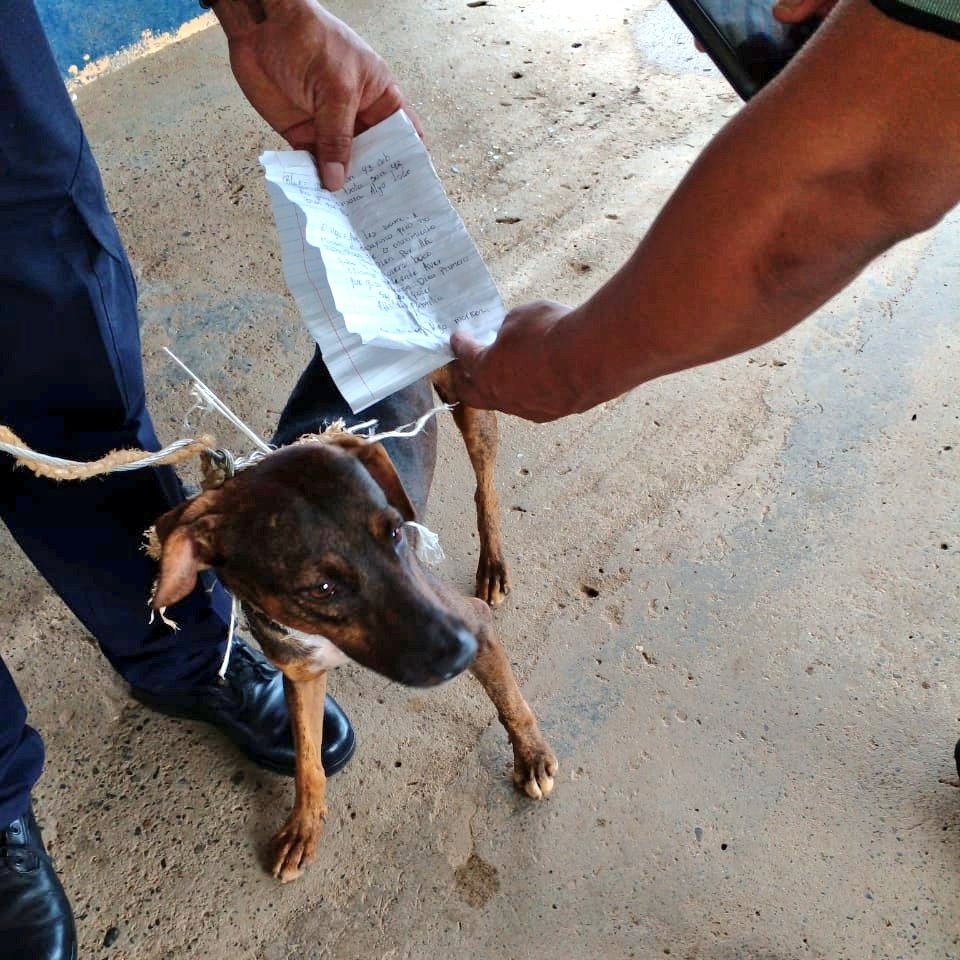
left=3, top=350, right=451, bottom=675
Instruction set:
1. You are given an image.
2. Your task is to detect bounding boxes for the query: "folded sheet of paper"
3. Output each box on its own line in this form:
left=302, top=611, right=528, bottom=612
left=260, top=111, right=504, bottom=413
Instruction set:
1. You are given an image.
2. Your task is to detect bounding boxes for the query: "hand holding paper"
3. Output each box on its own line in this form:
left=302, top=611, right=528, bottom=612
left=261, top=111, right=504, bottom=412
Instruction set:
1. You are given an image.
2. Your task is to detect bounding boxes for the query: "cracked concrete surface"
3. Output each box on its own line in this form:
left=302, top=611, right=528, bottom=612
left=5, top=1, right=959, bottom=957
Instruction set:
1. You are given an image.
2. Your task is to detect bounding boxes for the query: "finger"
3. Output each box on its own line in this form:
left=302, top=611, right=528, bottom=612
left=772, top=0, right=827, bottom=23
left=403, top=102, right=426, bottom=142
left=310, top=98, right=361, bottom=191
left=355, top=82, right=409, bottom=133
left=282, top=116, right=348, bottom=189
left=313, top=145, right=351, bottom=191
left=449, top=330, right=484, bottom=363
left=280, top=117, right=316, bottom=152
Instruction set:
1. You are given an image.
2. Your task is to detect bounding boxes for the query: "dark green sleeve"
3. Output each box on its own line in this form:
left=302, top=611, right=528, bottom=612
left=870, top=0, right=960, bottom=39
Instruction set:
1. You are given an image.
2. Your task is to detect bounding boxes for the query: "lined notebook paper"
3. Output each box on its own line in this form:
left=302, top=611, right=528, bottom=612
left=260, top=111, right=504, bottom=412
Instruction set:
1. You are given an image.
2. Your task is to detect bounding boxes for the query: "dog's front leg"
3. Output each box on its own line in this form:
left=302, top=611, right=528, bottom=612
left=463, top=598, right=557, bottom=798
left=271, top=668, right=328, bottom=883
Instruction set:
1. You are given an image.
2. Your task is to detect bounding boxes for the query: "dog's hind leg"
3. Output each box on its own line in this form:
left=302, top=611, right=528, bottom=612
left=432, top=367, right=509, bottom=606
left=460, top=596, right=557, bottom=798
left=270, top=668, right=329, bottom=883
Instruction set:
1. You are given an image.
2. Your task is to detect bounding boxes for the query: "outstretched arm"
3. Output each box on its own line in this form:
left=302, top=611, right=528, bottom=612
left=211, top=0, right=420, bottom=190
left=451, top=0, right=960, bottom=421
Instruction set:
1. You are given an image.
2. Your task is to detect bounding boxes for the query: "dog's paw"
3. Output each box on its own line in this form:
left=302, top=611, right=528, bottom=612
left=512, top=739, right=558, bottom=800
left=270, top=808, right=325, bottom=883
left=475, top=551, right=510, bottom=607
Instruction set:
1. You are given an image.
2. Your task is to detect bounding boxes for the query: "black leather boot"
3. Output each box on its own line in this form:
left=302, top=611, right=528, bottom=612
left=130, top=636, right=355, bottom=776
left=0, top=803, right=77, bottom=960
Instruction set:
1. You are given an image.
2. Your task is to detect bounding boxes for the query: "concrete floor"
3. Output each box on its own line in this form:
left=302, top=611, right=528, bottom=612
left=7, top=1, right=960, bottom=957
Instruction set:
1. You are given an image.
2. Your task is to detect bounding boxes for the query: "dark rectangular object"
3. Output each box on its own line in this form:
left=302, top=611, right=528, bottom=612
left=665, top=0, right=819, bottom=99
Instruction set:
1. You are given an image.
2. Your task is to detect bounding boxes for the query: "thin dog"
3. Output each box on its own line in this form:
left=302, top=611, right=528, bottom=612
left=147, top=351, right=557, bottom=882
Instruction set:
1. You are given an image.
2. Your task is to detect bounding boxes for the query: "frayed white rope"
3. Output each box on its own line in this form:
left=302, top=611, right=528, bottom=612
left=294, top=405, right=451, bottom=447
left=165, top=347, right=452, bottom=463
left=405, top=521, right=445, bottom=564
left=360, top=404, right=454, bottom=444
left=149, top=604, right=180, bottom=631
left=180, top=392, right=209, bottom=434
left=348, top=419, right=379, bottom=434
left=217, top=593, right=241, bottom=679
left=164, top=348, right=273, bottom=454
left=220, top=447, right=270, bottom=474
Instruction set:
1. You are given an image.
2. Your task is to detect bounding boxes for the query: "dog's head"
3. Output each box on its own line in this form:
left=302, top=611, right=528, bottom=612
left=149, top=434, right=477, bottom=686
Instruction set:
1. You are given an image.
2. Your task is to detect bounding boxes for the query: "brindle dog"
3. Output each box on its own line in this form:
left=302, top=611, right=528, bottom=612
left=148, top=350, right=557, bottom=881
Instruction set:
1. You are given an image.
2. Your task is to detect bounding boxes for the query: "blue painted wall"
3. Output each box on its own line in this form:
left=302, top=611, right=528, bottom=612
left=35, top=0, right=201, bottom=75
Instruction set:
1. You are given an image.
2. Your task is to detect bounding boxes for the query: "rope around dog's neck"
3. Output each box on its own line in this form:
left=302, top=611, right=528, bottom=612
left=5, top=351, right=449, bottom=679
left=0, top=349, right=452, bottom=485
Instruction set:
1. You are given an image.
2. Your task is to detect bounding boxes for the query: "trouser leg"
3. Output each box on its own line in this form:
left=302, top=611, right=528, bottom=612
left=0, top=658, right=43, bottom=829
left=0, top=178, right=233, bottom=692
left=0, top=0, right=231, bottom=694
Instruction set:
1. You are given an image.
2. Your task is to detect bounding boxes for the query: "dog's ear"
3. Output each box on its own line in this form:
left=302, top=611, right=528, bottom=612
left=354, top=442, right=417, bottom=521
left=324, top=433, right=417, bottom=522
left=150, top=490, right=226, bottom=609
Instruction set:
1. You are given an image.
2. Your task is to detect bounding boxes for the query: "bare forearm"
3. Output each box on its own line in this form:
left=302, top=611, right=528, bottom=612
left=553, top=114, right=905, bottom=408
left=551, top=0, right=960, bottom=411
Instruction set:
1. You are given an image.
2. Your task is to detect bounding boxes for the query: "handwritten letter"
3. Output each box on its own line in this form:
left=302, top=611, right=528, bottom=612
left=260, top=111, right=504, bottom=412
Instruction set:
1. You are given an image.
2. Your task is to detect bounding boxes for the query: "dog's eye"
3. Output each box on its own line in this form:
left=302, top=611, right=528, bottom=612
left=391, top=525, right=404, bottom=543
left=311, top=581, right=335, bottom=599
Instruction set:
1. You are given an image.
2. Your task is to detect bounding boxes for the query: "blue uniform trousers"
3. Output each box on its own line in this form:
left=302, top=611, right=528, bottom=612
left=0, top=0, right=232, bottom=827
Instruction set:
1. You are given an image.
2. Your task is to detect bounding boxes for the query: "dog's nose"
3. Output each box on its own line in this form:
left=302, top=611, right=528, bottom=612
left=385, top=619, right=479, bottom=687
left=437, top=626, right=478, bottom=681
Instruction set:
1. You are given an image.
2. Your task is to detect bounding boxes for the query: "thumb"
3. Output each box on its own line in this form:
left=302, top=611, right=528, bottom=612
left=311, top=99, right=360, bottom=191
left=450, top=331, right=485, bottom=365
